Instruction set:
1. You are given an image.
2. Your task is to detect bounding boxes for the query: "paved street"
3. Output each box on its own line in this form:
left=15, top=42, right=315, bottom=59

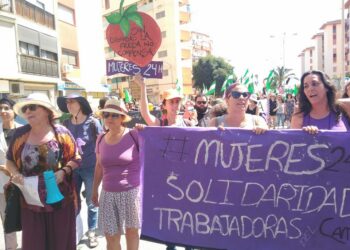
left=0, top=190, right=185, bottom=250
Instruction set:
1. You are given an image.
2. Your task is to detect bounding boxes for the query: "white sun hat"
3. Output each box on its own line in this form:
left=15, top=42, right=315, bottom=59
left=13, top=93, right=62, bottom=119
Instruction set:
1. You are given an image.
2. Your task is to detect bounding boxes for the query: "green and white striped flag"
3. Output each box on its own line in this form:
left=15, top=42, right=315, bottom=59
left=221, top=74, right=235, bottom=92
left=205, top=81, right=216, bottom=96
left=202, top=83, right=208, bottom=95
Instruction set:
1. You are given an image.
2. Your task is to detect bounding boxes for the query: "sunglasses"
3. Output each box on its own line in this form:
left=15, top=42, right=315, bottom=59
left=21, top=104, right=38, bottom=113
left=196, top=101, right=207, bottom=105
left=0, top=106, right=11, bottom=112
left=231, top=91, right=250, bottom=99
left=102, top=112, right=120, bottom=119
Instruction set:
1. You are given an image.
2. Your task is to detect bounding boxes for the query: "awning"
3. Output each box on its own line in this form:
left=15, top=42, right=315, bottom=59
left=85, top=84, right=110, bottom=93
left=62, top=77, right=110, bottom=93
left=62, top=77, right=85, bottom=90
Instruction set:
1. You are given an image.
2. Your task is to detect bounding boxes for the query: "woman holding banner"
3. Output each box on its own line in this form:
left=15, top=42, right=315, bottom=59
left=132, top=76, right=196, bottom=250
left=291, top=70, right=350, bottom=133
left=209, top=82, right=268, bottom=133
left=91, top=99, right=141, bottom=250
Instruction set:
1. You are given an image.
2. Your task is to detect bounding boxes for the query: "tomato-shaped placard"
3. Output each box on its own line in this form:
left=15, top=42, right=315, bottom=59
left=105, top=1, right=162, bottom=67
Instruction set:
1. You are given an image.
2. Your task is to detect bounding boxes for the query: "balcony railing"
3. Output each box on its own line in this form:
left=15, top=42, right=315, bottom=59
left=20, top=54, right=59, bottom=77
left=15, top=0, right=55, bottom=29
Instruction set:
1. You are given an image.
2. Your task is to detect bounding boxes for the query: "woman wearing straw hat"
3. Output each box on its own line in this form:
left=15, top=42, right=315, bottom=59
left=91, top=99, right=141, bottom=250
left=57, top=93, right=103, bottom=248
left=133, top=74, right=196, bottom=127
left=5, top=93, right=81, bottom=250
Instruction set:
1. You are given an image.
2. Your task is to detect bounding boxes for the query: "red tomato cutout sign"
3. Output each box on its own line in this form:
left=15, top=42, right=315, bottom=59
left=106, top=12, right=161, bottom=67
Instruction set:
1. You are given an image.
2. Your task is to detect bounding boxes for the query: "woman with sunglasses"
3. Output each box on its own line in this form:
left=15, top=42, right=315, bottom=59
left=209, top=83, right=267, bottom=134
left=91, top=99, right=141, bottom=250
left=57, top=94, right=103, bottom=247
left=5, top=93, right=81, bottom=250
left=291, top=70, right=350, bottom=133
left=0, top=98, right=21, bottom=250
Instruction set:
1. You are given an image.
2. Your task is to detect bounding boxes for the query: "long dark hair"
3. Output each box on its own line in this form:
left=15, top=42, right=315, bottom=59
left=342, top=81, right=350, bottom=98
left=297, top=70, right=341, bottom=122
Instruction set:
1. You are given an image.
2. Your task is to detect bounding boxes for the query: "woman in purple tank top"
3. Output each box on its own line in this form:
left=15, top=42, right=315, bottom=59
left=92, top=99, right=141, bottom=250
left=291, top=70, right=350, bottom=133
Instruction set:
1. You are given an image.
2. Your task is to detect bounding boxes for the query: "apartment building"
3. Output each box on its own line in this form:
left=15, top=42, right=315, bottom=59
left=311, top=32, right=324, bottom=72
left=102, top=0, right=192, bottom=104
left=192, top=31, right=212, bottom=62
left=57, top=0, right=108, bottom=103
left=320, top=20, right=343, bottom=78
left=302, top=47, right=315, bottom=72
left=0, top=0, right=59, bottom=100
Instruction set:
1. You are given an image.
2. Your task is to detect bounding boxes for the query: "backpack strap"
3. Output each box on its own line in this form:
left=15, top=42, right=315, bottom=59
left=128, top=130, right=139, bottom=152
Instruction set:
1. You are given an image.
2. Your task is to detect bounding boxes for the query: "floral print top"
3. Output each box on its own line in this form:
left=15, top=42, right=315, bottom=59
left=22, top=140, right=61, bottom=177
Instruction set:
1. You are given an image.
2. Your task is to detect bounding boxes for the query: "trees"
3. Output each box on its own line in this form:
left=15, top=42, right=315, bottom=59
left=192, top=55, right=235, bottom=95
left=272, top=66, right=296, bottom=89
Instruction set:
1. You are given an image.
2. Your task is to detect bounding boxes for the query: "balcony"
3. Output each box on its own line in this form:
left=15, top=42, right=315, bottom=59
left=179, top=11, right=190, bottom=24
left=15, top=0, right=55, bottom=29
left=20, top=54, right=59, bottom=77
left=180, top=30, right=191, bottom=42
left=0, top=0, right=13, bottom=13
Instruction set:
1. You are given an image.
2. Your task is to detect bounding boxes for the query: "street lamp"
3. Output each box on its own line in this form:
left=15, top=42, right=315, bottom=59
left=270, top=32, right=298, bottom=68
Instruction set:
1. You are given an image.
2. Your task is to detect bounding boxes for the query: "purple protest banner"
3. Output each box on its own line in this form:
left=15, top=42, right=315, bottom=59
left=106, top=59, right=163, bottom=78
left=139, top=127, right=350, bottom=250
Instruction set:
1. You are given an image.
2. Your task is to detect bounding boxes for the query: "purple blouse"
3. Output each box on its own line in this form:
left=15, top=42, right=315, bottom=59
left=96, top=129, right=140, bottom=192
left=302, top=112, right=349, bottom=131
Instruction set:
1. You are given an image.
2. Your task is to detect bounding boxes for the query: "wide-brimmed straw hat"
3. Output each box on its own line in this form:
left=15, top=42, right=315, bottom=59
left=162, top=89, right=183, bottom=101
left=13, top=93, right=62, bottom=118
left=57, top=93, right=92, bottom=115
left=98, top=99, right=132, bottom=122
left=249, top=94, right=258, bottom=103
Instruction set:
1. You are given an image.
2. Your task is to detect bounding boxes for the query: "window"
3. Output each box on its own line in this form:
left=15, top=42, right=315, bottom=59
left=333, top=53, right=337, bottom=63
left=161, top=31, right=166, bottom=38
left=163, top=69, right=169, bottom=76
left=58, top=4, right=75, bottom=25
left=156, top=10, right=165, bottom=19
left=19, top=41, right=39, bottom=57
left=158, top=50, right=167, bottom=57
left=41, top=50, right=57, bottom=61
left=62, top=49, right=78, bottom=66
left=105, top=0, right=110, bottom=9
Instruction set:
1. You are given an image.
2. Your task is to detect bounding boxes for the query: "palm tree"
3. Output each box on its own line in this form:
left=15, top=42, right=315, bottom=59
left=272, top=66, right=296, bottom=89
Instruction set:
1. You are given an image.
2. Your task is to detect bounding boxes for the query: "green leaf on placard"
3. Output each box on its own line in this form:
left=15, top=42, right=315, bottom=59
left=124, top=4, right=137, bottom=15
left=120, top=17, right=130, bottom=36
left=127, top=12, right=143, bottom=29
left=105, top=12, right=122, bottom=24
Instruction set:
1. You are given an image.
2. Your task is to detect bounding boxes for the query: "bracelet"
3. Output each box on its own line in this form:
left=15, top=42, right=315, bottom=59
left=65, top=165, right=73, bottom=175
left=58, top=168, right=67, bottom=176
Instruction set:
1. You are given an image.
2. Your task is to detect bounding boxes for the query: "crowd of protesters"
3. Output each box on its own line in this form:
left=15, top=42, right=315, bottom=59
left=0, top=70, right=350, bottom=250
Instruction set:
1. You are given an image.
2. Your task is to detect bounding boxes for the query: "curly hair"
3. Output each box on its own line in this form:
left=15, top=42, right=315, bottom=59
left=297, top=70, right=341, bottom=122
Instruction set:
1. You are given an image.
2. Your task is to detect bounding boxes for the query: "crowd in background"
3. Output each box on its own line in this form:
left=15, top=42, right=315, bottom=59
left=0, top=70, right=350, bottom=250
